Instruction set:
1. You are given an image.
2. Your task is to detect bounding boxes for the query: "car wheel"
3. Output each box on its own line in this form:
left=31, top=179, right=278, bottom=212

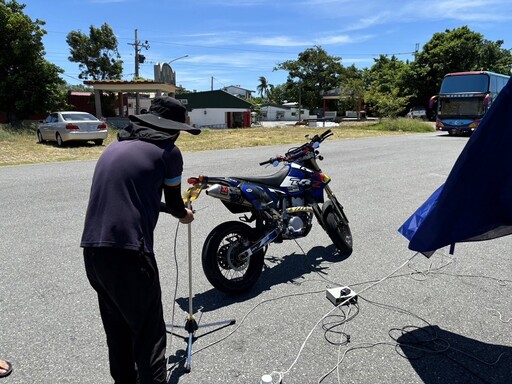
left=37, top=130, right=45, bottom=143
left=94, top=140, right=103, bottom=146
left=56, top=133, right=64, bottom=147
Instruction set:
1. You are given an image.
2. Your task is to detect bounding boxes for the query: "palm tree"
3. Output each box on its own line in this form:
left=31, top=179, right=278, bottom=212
left=257, top=76, right=269, bottom=99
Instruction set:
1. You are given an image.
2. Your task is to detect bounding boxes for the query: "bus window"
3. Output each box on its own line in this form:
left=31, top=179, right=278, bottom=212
left=498, top=77, right=508, bottom=92
left=440, top=74, right=489, bottom=93
left=490, top=76, right=497, bottom=93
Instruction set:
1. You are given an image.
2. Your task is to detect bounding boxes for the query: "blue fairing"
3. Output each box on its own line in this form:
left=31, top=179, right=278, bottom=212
left=240, top=183, right=279, bottom=210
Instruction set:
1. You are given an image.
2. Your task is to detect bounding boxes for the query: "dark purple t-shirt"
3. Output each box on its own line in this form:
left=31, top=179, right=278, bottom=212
left=80, top=138, right=183, bottom=253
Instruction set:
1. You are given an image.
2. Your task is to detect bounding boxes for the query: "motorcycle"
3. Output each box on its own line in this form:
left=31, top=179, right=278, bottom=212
left=186, top=129, right=353, bottom=294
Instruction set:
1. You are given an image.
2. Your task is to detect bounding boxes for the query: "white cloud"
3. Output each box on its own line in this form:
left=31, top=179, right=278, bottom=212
left=247, top=36, right=313, bottom=47
left=423, top=0, right=512, bottom=22
left=247, top=32, right=371, bottom=47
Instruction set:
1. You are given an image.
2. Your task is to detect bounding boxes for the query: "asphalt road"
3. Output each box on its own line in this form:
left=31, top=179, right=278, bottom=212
left=1, top=132, right=510, bottom=383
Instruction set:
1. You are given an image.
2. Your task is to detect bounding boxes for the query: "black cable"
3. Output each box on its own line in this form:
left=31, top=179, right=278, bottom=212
left=362, top=296, right=508, bottom=383
left=164, top=237, right=511, bottom=381
left=321, top=304, right=360, bottom=346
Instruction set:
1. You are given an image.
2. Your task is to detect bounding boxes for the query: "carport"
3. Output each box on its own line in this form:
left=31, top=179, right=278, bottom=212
left=84, top=80, right=177, bottom=118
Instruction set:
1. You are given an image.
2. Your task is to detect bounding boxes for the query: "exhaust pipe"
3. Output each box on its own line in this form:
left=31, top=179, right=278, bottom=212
left=206, top=184, right=252, bottom=207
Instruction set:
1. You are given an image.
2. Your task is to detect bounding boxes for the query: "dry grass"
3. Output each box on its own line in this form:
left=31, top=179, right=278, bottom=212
left=0, top=120, right=433, bottom=167
left=179, top=125, right=407, bottom=152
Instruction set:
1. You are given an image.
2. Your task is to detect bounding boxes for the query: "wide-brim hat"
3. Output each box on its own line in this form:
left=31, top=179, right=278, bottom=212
left=129, top=96, right=200, bottom=135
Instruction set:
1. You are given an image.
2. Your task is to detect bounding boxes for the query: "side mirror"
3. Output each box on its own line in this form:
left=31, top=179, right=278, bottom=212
left=429, top=95, right=437, bottom=109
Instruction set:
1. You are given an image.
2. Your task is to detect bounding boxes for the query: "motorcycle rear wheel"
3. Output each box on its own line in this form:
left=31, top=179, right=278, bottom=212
left=323, top=200, right=353, bottom=256
left=201, top=221, right=265, bottom=294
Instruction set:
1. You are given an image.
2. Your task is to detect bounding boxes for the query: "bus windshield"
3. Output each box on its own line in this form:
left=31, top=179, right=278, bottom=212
left=440, top=74, right=489, bottom=93
left=439, top=97, right=485, bottom=118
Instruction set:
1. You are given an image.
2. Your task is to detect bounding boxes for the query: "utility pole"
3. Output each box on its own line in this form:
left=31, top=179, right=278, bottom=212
left=128, top=29, right=149, bottom=114
left=298, top=84, right=302, bottom=122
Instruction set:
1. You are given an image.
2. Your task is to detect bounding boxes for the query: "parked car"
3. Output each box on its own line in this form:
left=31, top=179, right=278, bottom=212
left=406, top=106, right=427, bottom=119
left=37, top=111, right=108, bottom=146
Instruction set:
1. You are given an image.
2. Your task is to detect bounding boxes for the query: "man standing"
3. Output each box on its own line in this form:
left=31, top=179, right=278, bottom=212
left=81, top=96, right=200, bottom=383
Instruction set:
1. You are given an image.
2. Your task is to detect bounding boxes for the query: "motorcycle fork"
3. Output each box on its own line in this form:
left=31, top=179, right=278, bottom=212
left=307, top=158, right=349, bottom=224
left=324, top=185, right=349, bottom=224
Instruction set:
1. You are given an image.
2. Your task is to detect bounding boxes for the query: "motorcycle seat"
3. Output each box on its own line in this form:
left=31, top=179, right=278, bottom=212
left=234, top=166, right=289, bottom=187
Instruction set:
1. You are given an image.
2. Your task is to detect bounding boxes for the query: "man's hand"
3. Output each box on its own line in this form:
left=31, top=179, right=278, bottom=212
left=179, top=208, right=194, bottom=224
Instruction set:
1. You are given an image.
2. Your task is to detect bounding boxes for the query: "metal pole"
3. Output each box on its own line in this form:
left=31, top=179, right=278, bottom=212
left=298, top=84, right=302, bottom=122
left=134, top=29, right=140, bottom=114
left=167, top=54, right=189, bottom=65
left=187, top=202, right=193, bottom=317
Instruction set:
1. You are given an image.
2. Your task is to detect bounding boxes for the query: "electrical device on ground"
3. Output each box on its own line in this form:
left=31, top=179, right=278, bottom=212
left=326, top=286, right=357, bottom=306
left=166, top=185, right=236, bottom=372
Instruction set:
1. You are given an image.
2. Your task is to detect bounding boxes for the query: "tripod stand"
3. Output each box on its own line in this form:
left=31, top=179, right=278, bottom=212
left=166, top=185, right=236, bottom=372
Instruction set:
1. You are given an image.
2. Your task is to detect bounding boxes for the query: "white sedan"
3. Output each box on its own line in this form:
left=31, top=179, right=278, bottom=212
left=37, top=111, right=108, bottom=147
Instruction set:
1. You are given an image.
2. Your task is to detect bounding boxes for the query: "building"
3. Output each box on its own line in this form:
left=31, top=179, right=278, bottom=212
left=176, top=90, right=253, bottom=128
left=222, top=85, right=254, bottom=99
left=258, top=103, right=309, bottom=122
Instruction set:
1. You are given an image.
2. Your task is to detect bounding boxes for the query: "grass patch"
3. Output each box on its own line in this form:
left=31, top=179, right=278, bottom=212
left=365, top=118, right=434, bottom=132
left=0, top=122, right=38, bottom=141
left=0, top=119, right=434, bottom=167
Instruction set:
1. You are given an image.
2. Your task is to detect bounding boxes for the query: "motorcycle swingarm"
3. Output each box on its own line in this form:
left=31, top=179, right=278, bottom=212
left=238, top=228, right=280, bottom=260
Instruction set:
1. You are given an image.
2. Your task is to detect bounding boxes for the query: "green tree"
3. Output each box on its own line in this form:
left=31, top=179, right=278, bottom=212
left=337, top=64, right=366, bottom=114
left=256, top=76, right=270, bottom=99
left=409, top=26, right=512, bottom=108
left=477, top=39, right=512, bottom=74
left=274, top=46, right=344, bottom=111
left=0, top=0, right=67, bottom=124
left=66, top=23, right=123, bottom=80
left=267, top=83, right=286, bottom=105
left=365, top=55, right=411, bottom=118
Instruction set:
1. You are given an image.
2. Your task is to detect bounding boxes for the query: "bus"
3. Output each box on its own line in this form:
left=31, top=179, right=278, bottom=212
left=430, top=71, right=510, bottom=135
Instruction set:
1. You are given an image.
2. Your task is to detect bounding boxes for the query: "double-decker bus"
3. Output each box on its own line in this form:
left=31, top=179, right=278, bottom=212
left=431, top=71, right=510, bottom=135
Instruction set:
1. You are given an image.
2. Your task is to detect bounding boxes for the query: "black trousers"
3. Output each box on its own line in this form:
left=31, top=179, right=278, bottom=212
left=83, top=247, right=167, bottom=384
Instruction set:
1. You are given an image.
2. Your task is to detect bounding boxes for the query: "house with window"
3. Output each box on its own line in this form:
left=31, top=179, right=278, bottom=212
left=222, top=85, right=254, bottom=99
left=258, top=103, right=309, bottom=122
left=176, top=90, right=253, bottom=128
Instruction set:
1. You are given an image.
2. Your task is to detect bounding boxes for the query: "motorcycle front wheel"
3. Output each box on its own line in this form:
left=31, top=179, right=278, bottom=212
left=322, top=200, right=353, bottom=256
left=201, top=221, right=265, bottom=294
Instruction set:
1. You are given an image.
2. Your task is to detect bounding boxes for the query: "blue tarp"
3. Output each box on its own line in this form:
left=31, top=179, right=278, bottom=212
left=399, top=77, right=512, bottom=256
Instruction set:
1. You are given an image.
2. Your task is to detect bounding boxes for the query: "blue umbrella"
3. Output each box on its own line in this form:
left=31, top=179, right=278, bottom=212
left=399, top=77, right=512, bottom=256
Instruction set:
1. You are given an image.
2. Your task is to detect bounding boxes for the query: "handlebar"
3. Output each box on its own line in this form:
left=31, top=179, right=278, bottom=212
left=259, top=129, right=333, bottom=166
left=259, top=156, right=285, bottom=166
left=259, top=159, right=273, bottom=166
left=310, top=129, right=333, bottom=142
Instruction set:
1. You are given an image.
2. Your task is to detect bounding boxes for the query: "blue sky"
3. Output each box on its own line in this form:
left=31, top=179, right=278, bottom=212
left=22, top=0, right=512, bottom=93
